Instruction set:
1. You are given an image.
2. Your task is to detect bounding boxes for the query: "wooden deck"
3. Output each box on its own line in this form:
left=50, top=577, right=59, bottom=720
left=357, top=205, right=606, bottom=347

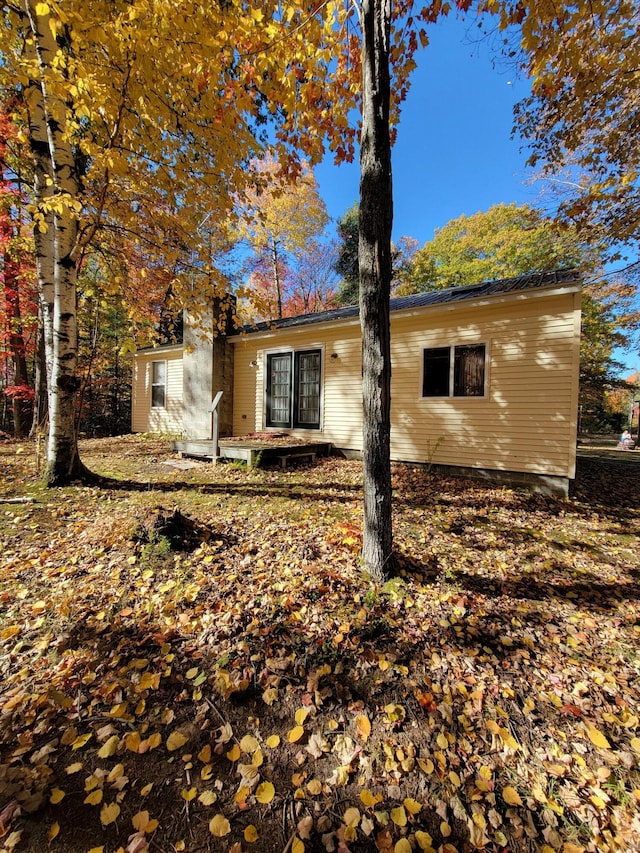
left=172, top=438, right=333, bottom=468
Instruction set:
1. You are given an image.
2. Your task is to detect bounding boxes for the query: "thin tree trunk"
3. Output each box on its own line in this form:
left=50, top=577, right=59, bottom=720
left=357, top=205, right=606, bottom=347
left=271, top=236, right=283, bottom=318
left=3, top=257, right=30, bottom=437
left=30, top=315, right=48, bottom=437
left=359, top=0, right=394, bottom=580
left=23, top=0, right=88, bottom=484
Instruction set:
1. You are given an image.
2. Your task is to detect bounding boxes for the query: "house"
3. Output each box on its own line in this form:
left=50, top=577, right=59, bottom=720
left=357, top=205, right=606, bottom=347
left=132, top=268, right=582, bottom=496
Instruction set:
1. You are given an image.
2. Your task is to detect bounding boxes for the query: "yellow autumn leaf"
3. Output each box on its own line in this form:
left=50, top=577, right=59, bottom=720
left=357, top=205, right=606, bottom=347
left=307, top=779, right=322, bottom=795
left=100, top=802, right=120, bottom=826
left=343, top=807, right=360, bottom=827
left=355, top=714, right=371, bottom=742
left=72, top=732, right=93, bottom=750
left=437, top=732, right=448, bottom=749
left=140, top=783, right=153, bottom=796
left=472, top=812, right=487, bottom=829
left=35, top=3, right=50, bottom=15
left=181, top=787, right=197, bottom=801
left=65, top=762, right=83, bottom=774
left=295, top=708, right=309, bottom=725
left=288, top=725, right=305, bottom=743
left=244, top=824, right=259, bottom=842
left=49, top=788, right=65, bottom=804
left=266, top=735, right=280, bottom=748
left=84, top=790, right=103, bottom=806
left=198, top=791, right=218, bottom=805
left=146, top=732, right=162, bottom=750
left=48, top=822, right=59, bottom=841
left=291, top=838, right=304, bottom=853
left=255, top=781, right=275, bottom=804
left=132, top=811, right=159, bottom=833
left=502, top=786, right=523, bottom=806
left=499, top=727, right=520, bottom=750
left=418, top=757, right=434, bottom=774
left=587, top=728, right=611, bottom=749
left=449, top=771, right=461, bottom=788
left=85, top=773, right=100, bottom=793
left=226, top=743, right=241, bottom=761
left=235, top=786, right=250, bottom=805
left=209, top=814, right=231, bottom=837
left=360, top=789, right=383, bottom=808
left=440, top=821, right=451, bottom=837
left=415, top=830, right=434, bottom=851
left=404, top=797, right=422, bottom=815
left=87, top=848, right=104, bottom=853
left=98, top=735, right=119, bottom=758
left=109, top=702, right=128, bottom=719
left=240, top=734, right=260, bottom=753
left=198, top=744, right=212, bottom=763
left=107, top=763, right=125, bottom=784
left=562, top=844, right=586, bottom=853
left=395, top=840, right=412, bottom=853
left=125, top=731, right=141, bottom=753
left=166, top=731, right=189, bottom=752
left=390, top=805, right=407, bottom=826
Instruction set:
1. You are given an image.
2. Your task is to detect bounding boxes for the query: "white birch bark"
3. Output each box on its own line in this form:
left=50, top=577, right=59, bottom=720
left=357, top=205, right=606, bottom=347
left=23, top=0, right=83, bottom=484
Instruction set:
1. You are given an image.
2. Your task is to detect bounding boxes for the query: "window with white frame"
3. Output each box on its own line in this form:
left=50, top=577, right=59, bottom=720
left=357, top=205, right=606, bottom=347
left=266, top=349, right=322, bottom=429
left=151, top=361, right=167, bottom=408
left=422, top=344, right=486, bottom=398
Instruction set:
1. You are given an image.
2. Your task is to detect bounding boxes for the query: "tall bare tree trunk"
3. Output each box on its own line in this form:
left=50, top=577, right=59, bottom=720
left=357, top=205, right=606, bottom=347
left=23, top=0, right=88, bottom=484
left=271, top=236, right=283, bottom=318
left=359, top=0, right=394, bottom=580
left=30, top=317, right=48, bottom=437
left=2, top=254, right=30, bottom=437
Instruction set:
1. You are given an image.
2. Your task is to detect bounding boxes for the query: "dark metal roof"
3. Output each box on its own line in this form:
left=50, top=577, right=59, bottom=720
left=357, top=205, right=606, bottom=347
left=235, top=268, right=580, bottom=335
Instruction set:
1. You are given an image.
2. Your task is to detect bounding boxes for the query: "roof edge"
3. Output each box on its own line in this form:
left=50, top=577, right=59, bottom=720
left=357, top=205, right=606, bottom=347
left=231, top=268, right=581, bottom=337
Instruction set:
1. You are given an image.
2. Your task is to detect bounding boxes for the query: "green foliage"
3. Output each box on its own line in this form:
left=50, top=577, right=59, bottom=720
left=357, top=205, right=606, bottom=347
left=334, top=202, right=360, bottom=306
left=399, top=203, right=638, bottom=409
left=334, top=203, right=419, bottom=305
left=510, top=0, right=640, bottom=255
left=399, top=203, right=588, bottom=293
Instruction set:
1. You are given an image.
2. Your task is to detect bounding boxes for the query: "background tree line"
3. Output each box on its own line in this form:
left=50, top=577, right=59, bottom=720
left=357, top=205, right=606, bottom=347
left=2, top=126, right=637, bottom=439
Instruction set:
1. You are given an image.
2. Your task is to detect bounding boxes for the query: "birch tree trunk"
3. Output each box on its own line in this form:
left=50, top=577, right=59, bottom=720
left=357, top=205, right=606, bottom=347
left=23, top=0, right=87, bottom=484
left=2, top=255, right=30, bottom=437
left=271, top=236, right=283, bottom=319
left=359, top=0, right=394, bottom=580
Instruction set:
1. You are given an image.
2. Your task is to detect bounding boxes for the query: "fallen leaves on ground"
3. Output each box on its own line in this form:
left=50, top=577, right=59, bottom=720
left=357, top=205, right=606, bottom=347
left=0, top=435, right=638, bottom=853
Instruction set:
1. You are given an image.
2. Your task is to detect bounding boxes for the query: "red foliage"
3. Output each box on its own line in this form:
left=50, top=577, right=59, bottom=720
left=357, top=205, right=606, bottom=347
left=0, top=108, right=38, bottom=408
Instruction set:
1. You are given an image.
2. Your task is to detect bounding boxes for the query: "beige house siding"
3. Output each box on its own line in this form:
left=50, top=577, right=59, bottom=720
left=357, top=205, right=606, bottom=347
left=388, top=290, right=580, bottom=478
left=131, top=347, right=184, bottom=434
left=231, top=287, right=580, bottom=480
left=231, top=321, right=363, bottom=447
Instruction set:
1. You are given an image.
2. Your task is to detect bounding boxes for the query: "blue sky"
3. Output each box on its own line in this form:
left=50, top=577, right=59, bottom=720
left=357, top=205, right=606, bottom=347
left=314, top=15, right=639, bottom=377
left=314, top=15, right=538, bottom=246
